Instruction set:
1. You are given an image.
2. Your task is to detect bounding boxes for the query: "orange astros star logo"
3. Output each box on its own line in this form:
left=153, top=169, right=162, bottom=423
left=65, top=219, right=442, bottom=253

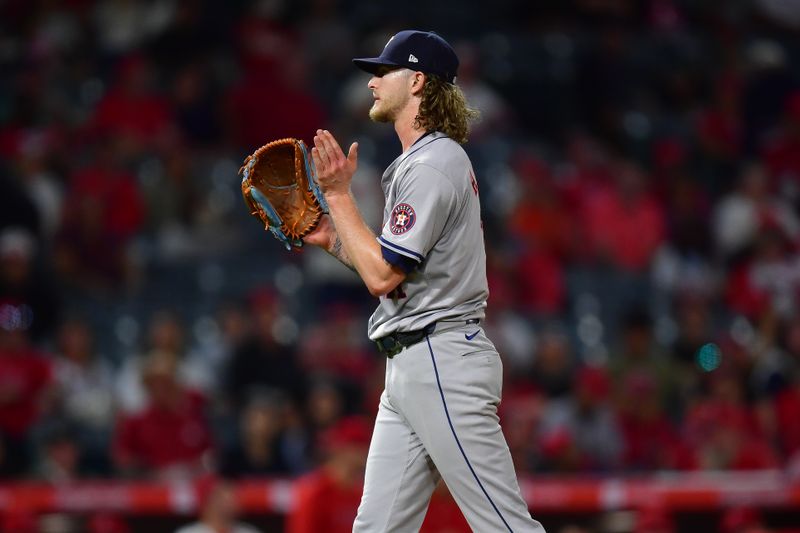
left=390, top=203, right=416, bottom=235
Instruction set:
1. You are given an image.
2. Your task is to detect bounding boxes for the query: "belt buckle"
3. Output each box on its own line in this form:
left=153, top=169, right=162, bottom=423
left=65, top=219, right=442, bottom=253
left=377, top=336, right=403, bottom=358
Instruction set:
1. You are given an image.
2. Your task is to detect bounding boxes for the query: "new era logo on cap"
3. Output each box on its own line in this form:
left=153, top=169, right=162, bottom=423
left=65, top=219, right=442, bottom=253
left=352, top=30, right=459, bottom=84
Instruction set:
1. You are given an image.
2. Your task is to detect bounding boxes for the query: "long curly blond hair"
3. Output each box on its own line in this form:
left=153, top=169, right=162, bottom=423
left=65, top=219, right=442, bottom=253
left=414, top=75, right=480, bottom=145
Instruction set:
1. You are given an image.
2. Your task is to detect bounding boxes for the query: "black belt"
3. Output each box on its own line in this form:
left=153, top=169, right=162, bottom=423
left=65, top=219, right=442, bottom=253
left=375, top=319, right=480, bottom=358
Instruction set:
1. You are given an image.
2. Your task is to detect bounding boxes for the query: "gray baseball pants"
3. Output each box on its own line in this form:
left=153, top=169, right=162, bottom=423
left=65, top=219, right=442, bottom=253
left=353, top=322, right=546, bottom=532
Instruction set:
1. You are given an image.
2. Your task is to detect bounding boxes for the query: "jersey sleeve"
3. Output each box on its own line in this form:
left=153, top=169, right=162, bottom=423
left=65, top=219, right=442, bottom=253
left=378, top=163, right=458, bottom=266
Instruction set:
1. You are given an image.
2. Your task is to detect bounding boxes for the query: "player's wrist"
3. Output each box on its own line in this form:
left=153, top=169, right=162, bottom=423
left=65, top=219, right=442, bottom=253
left=323, top=190, right=354, bottom=207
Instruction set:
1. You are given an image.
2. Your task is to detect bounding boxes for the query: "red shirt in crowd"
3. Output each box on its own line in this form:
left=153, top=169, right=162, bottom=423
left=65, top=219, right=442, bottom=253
left=113, top=390, right=211, bottom=471
left=0, top=346, right=52, bottom=438
left=762, top=133, right=800, bottom=191
left=421, top=489, right=471, bottom=532
left=91, top=90, right=172, bottom=142
left=67, top=166, right=145, bottom=241
left=619, top=413, right=693, bottom=470
left=581, top=187, right=665, bottom=271
left=684, top=397, right=778, bottom=470
left=287, top=469, right=470, bottom=533
left=286, top=469, right=363, bottom=533
left=775, top=386, right=800, bottom=457
left=514, top=248, right=565, bottom=315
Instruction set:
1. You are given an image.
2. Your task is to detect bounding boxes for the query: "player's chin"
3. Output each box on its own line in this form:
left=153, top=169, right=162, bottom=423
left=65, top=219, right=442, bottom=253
left=368, top=103, right=392, bottom=123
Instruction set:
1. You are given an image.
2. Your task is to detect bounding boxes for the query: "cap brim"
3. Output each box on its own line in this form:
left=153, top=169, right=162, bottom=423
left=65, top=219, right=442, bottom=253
left=352, top=57, right=402, bottom=74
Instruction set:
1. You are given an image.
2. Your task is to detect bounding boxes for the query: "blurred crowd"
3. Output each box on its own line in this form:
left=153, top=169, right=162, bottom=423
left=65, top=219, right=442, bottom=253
left=1, top=0, right=800, bottom=530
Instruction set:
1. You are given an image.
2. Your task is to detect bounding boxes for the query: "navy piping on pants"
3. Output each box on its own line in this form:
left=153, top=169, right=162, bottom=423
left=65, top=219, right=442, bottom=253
left=425, top=335, right=514, bottom=533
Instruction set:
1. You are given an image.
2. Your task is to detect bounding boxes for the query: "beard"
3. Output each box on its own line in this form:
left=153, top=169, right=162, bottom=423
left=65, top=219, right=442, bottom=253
left=369, top=91, right=408, bottom=123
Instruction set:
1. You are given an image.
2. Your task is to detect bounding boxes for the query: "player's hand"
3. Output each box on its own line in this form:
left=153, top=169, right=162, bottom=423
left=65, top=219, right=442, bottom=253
left=311, top=129, right=358, bottom=199
left=302, top=214, right=336, bottom=249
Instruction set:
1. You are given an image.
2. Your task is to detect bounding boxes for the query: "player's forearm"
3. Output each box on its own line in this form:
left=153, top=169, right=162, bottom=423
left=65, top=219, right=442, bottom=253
left=326, top=233, right=356, bottom=271
left=326, top=193, right=402, bottom=296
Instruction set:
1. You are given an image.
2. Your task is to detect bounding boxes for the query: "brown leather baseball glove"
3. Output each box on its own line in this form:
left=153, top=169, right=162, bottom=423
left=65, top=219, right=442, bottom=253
left=240, top=138, right=329, bottom=249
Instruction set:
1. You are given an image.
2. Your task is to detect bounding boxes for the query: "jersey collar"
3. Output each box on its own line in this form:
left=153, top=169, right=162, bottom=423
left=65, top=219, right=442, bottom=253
left=383, top=131, right=447, bottom=184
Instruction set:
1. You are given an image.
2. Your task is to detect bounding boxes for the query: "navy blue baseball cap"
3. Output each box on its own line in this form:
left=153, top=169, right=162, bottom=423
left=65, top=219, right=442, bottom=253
left=353, top=30, right=459, bottom=84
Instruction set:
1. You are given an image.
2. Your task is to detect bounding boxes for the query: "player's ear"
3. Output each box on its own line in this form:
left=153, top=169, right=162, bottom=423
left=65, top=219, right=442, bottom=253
left=410, top=71, right=425, bottom=95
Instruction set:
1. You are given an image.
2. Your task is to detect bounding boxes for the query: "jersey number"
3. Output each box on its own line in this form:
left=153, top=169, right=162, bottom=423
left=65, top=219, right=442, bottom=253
left=470, top=170, right=479, bottom=196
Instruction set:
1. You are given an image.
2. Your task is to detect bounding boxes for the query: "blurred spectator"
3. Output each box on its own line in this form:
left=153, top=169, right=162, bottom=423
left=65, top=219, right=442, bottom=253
left=609, top=308, right=680, bottom=417
left=668, top=295, right=714, bottom=398
left=88, top=54, right=176, bottom=151
left=190, top=300, right=254, bottom=406
left=141, top=150, right=205, bottom=255
left=685, top=368, right=778, bottom=470
left=420, top=482, right=471, bottom=533
left=14, top=149, right=65, bottom=243
left=34, top=423, right=82, bottom=483
left=286, top=416, right=370, bottom=533
left=712, top=162, right=799, bottom=262
left=52, top=316, right=115, bottom=426
left=112, top=350, right=212, bottom=479
left=0, top=321, right=54, bottom=476
left=116, top=309, right=213, bottom=413
left=508, top=155, right=569, bottom=316
left=694, top=72, right=744, bottom=190
left=299, top=303, right=376, bottom=417
left=616, top=371, right=691, bottom=471
left=169, top=61, right=223, bottom=146
left=538, top=366, right=623, bottom=472
left=508, top=155, right=571, bottom=257
left=725, top=227, right=800, bottom=321
left=651, top=174, right=718, bottom=304
left=225, top=67, right=326, bottom=149
left=226, top=9, right=326, bottom=149
left=762, top=90, right=800, bottom=203
left=224, top=288, right=305, bottom=410
left=175, top=476, right=261, bottom=533
left=452, top=41, right=512, bottom=142
left=529, top=328, right=576, bottom=400
left=51, top=316, right=115, bottom=472
left=299, top=0, right=356, bottom=111
left=558, top=132, right=614, bottom=215
left=482, top=275, right=537, bottom=374
left=499, top=383, right=545, bottom=473
left=0, top=227, right=60, bottom=342
left=54, top=139, right=145, bottom=294
left=92, top=0, right=176, bottom=54
left=299, top=302, right=375, bottom=385
left=220, top=390, right=299, bottom=478
left=581, top=158, right=666, bottom=272
left=305, top=378, right=345, bottom=433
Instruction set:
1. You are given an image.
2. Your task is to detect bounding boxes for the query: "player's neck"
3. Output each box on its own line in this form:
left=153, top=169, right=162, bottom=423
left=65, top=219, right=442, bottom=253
left=394, top=103, right=426, bottom=152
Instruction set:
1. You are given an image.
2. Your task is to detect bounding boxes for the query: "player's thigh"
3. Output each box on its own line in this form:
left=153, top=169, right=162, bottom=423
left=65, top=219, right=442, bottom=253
left=354, top=391, right=438, bottom=533
left=407, top=336, right=540, bottom=531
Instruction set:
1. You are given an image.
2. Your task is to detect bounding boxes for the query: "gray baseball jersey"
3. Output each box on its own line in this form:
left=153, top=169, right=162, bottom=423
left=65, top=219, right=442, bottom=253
left=355, top=131, right=545, bottom=533
left=367, top=131, right=488, bottom=340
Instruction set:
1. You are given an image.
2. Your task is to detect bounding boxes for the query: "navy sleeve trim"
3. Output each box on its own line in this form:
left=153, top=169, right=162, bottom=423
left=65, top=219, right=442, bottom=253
left=378, top=236, right=425, bottom=262
left=381, top=245, right=417, bottom=274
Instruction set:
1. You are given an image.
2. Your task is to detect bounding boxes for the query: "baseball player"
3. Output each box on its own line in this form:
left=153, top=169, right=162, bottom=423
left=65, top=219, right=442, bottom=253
left=304, top=30, right=545, bottom=532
